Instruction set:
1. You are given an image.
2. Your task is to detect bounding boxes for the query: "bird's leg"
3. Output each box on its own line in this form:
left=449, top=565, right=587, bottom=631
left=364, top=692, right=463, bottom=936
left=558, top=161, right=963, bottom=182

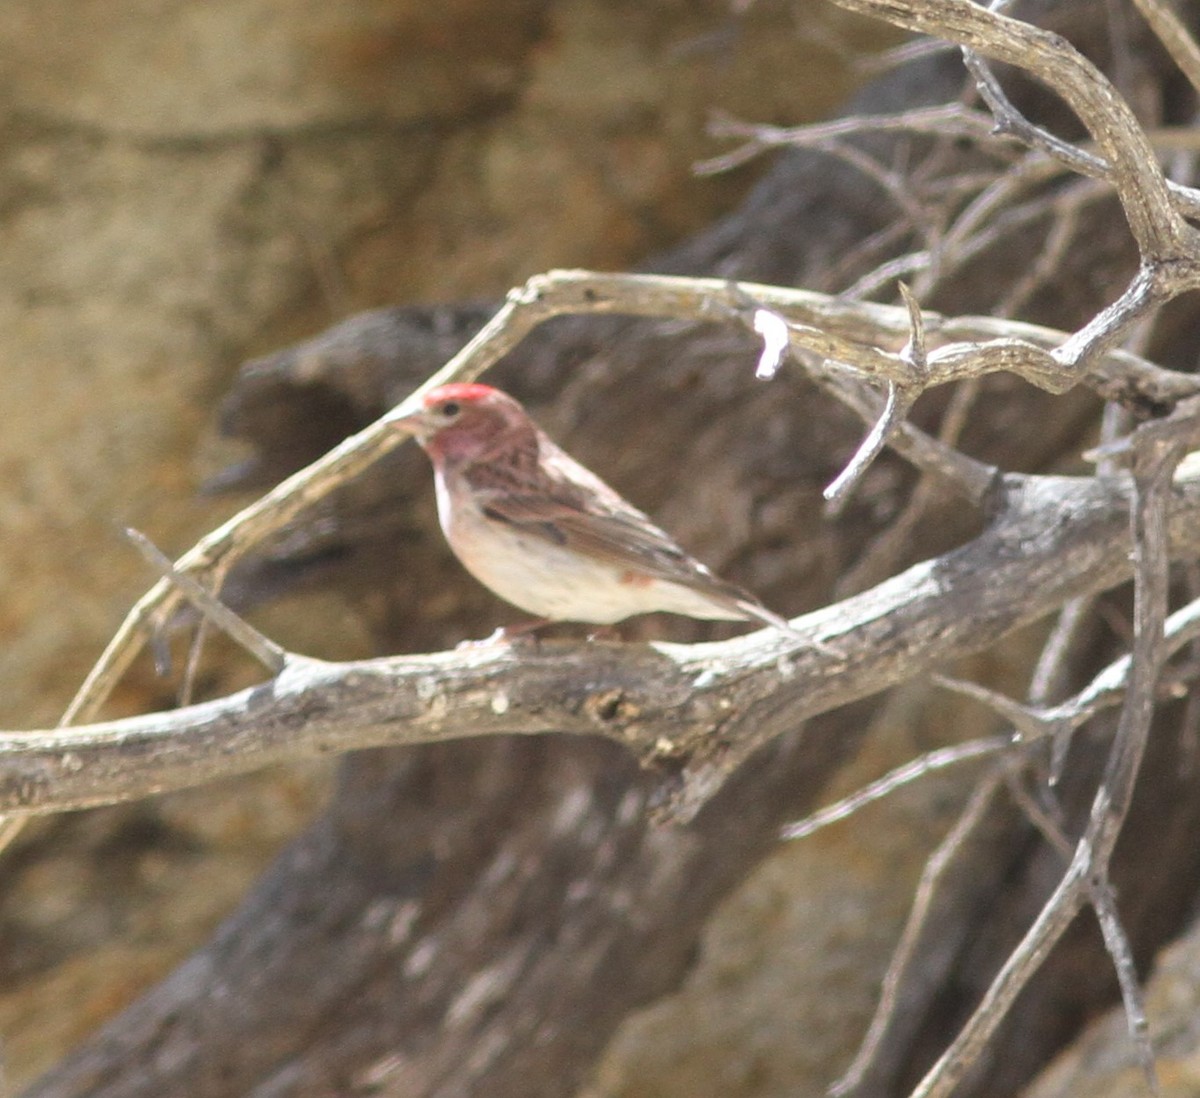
left=455, top=618, right=552, bottom=650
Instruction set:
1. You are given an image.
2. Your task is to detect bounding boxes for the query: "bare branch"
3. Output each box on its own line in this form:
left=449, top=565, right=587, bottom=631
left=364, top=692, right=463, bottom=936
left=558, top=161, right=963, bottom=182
left=59, top=269, right=1200, bottom=737
left=930, top=674, right=1059, bottom=741
left=834, top=583, right=1200, bottom=1095
left=1091, top=870, right=1158, bottom=1092
left=962, top=45, right=1109, bottom=180
left=1131, top=0, right=1200, bottom=99
left=832, top=778, right=1005, bottom=1096
left=5, top=472, right=1200, bottom=820
left=698, top=104, right=1010, bottom=176
left=824, top=381, right=916, bottom=510
left=781, top=736, right=1009, bottom=841
left=825, top=283, right=927, bottom=510
left=829, top=0, right=1198, bottom=259
left=124, top=528, right=287, bottom=676
left=808, top=365, right=998, bottom=506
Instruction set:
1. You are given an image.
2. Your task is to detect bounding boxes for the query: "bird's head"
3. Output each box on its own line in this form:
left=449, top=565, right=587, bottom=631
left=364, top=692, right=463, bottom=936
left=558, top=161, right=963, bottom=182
left=391, top=383, right=533, bottom=465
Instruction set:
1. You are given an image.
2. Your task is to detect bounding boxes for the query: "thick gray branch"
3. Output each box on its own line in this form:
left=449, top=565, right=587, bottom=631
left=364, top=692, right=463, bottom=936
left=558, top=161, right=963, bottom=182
left=7, top=473, right=1200, bottom=819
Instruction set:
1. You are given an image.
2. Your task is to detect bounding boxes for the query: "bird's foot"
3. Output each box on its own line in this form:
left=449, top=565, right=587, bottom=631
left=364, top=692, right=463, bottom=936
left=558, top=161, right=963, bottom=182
left=455, top=619, right=550, bottom=650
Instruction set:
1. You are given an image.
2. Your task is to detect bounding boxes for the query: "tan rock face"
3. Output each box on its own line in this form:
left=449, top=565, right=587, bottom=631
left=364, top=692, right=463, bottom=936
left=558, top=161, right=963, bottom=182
left=1, top=1, right=540, bottom=134
left=0, top=0, right=889, bottom=1089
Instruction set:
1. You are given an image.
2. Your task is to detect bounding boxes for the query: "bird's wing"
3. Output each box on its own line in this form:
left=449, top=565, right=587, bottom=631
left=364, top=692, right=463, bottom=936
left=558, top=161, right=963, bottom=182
left=462, top=435, right=758, bottom=606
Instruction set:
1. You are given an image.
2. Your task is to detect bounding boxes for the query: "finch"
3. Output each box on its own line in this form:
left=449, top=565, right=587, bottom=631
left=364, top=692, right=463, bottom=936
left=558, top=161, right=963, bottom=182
left=393, top=383, right=796, bottom=634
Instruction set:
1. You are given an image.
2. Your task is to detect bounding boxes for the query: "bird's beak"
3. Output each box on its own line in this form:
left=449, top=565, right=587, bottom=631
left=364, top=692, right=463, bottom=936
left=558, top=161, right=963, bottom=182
left=385, top=403, right=430, bottom=440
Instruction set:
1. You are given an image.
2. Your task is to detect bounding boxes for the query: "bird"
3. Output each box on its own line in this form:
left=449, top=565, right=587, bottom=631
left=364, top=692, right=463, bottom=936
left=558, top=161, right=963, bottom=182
left=391, top=382, right=798, bottom=635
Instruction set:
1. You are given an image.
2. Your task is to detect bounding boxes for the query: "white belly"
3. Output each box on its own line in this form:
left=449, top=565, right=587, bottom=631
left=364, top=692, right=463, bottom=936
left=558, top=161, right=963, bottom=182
left=435, top=477, right=739, bottom=624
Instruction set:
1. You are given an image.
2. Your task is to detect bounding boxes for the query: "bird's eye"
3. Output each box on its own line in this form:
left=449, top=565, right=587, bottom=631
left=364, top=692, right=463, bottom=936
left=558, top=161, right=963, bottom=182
left=440, top=401, right=461, bottom=418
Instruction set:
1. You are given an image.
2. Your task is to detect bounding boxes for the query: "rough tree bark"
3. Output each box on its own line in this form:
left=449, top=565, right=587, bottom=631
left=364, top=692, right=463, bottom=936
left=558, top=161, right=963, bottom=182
left=18, top=3, right=1200, bottom=1097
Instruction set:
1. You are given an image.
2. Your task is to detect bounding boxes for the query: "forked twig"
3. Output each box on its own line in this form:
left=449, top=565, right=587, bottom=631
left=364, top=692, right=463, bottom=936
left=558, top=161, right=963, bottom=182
left=124, top=528, right=287, bottom=676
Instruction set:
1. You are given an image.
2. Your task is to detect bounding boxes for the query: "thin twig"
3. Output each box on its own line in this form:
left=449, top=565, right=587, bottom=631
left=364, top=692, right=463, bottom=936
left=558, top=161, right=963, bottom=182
left=808, top=365, right=997, bottom=505
left=831, top=777, right=1004, bottom=1096
left=178, top=554, right=236, bottom=708
left=834, top=375, right=985, bottom=597
left=824, top=284, right=928, bottom=511
left=824, top=382, right=917, bottom=511
left=963, top=47, right=1109, bottom=183
left=781, top=736, right=1009, bottom=840
left=1001, top=767, right=1073, bottom=862
left=1130, top=0, right=1200, bottom=100
left=1091, top=869, right=1158, bottom=1092
left=698, top=104, right=1008, bottom=176
left=125, top=529, right=287, bottom=676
